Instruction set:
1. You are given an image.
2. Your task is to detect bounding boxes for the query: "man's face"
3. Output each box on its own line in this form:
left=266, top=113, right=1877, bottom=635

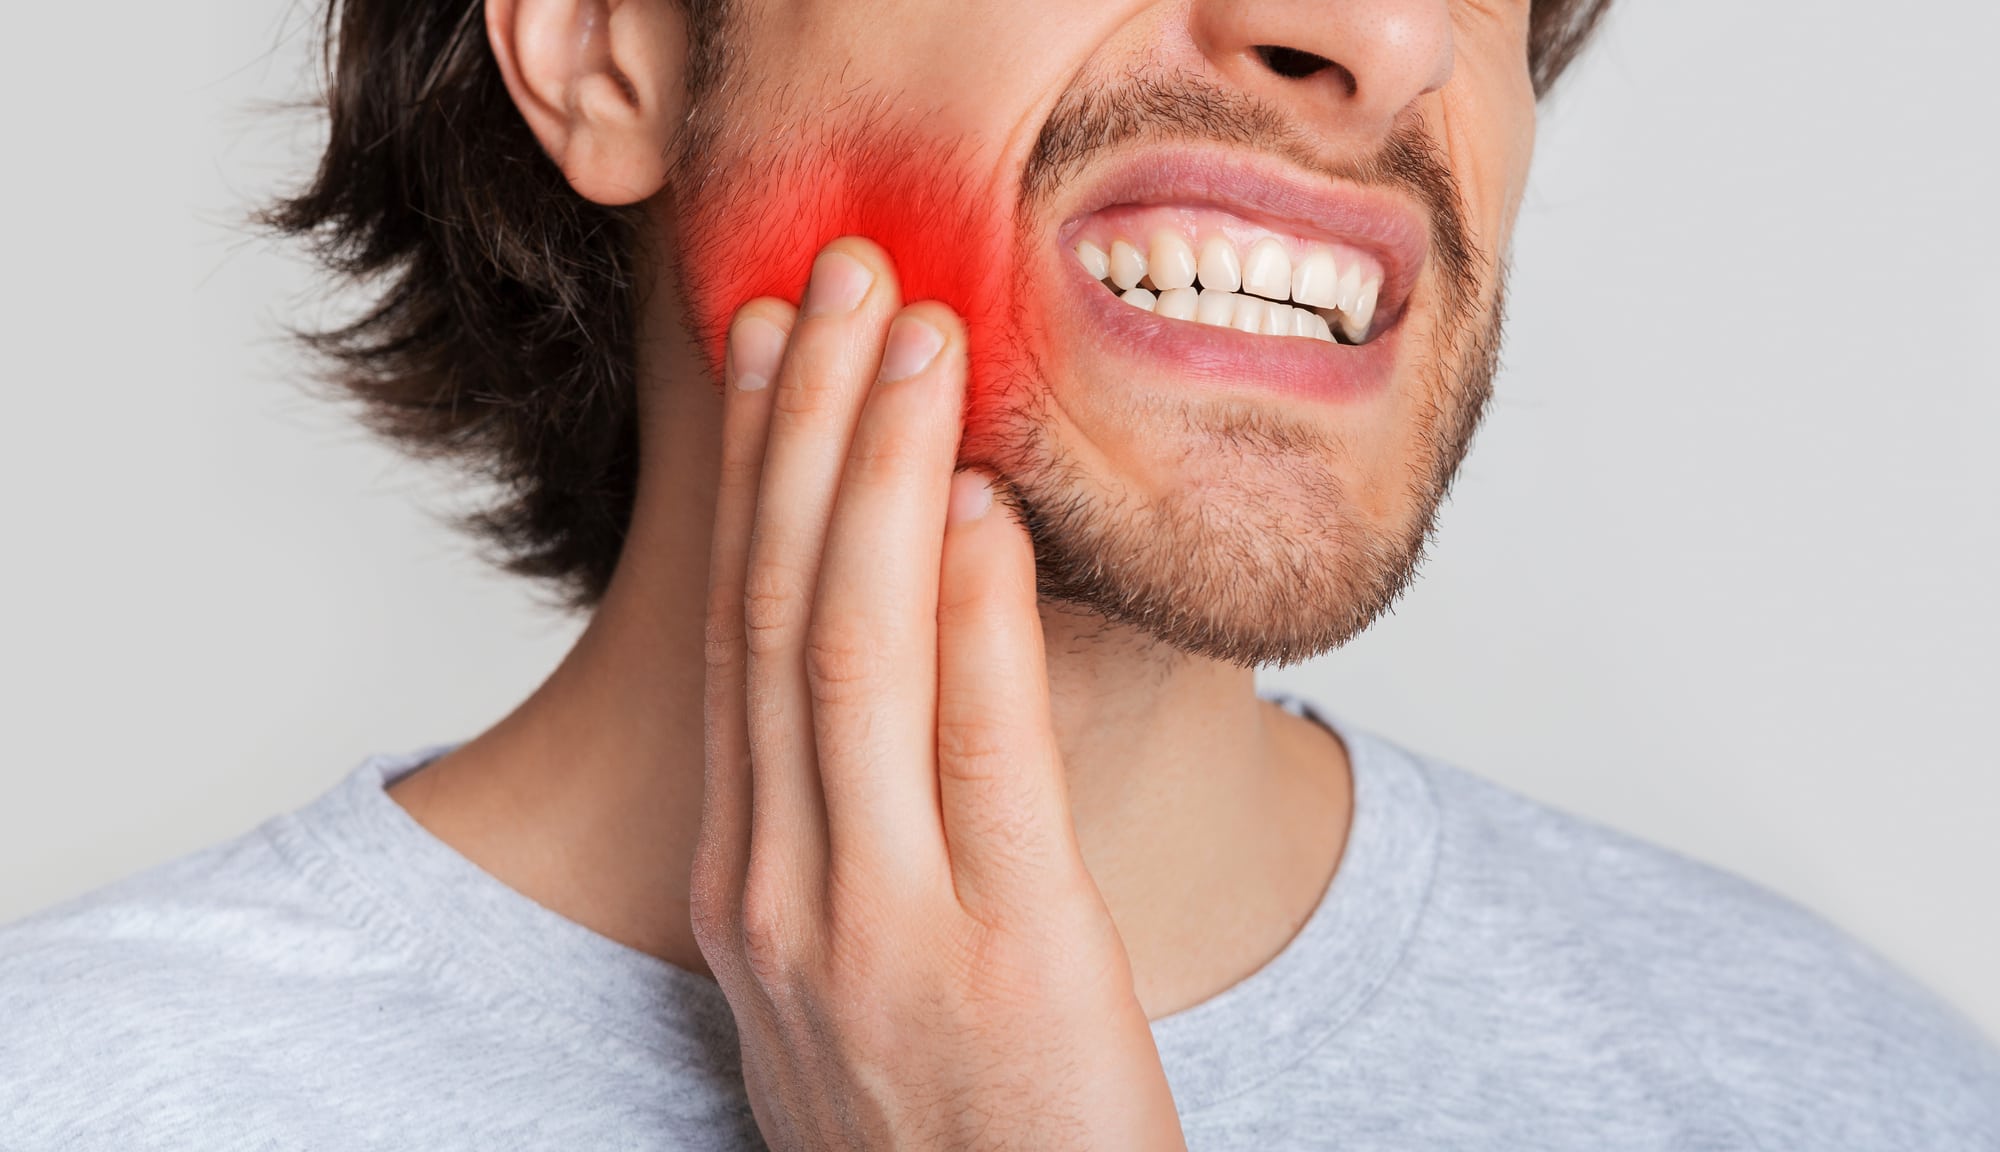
left=670, top=0, right=1539, bottom=666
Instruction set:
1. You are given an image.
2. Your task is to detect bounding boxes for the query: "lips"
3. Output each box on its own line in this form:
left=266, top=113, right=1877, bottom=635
left=1045, top=149, right=1431, bottom=402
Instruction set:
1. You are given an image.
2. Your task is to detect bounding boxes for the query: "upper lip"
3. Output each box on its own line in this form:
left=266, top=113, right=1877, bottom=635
left=1052, top=145, right=1431, bottom=327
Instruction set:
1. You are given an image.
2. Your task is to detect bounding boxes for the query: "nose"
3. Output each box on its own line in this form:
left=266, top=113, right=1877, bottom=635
left=1188, top=0, right=1456, bottom=140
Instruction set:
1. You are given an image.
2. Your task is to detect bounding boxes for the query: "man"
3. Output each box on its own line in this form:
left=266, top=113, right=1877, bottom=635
left=2, top=0, right=1995, bottom=1147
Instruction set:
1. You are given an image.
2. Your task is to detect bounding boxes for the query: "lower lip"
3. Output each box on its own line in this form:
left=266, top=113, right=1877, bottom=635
left=1059, top=254, right=1401, bottom=404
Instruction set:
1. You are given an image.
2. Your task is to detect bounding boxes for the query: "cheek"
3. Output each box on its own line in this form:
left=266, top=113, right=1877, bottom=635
left=1437, top=64, right=1536, bottom=256
left=676, top=130, right=1041, bottom=416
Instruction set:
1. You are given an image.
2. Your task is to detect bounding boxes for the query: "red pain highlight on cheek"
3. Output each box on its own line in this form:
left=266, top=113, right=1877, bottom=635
left=677, top=128, right=1034, bottom=410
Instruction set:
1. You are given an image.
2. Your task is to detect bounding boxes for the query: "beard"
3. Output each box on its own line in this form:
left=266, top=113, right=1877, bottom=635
left=669, top=56, right=1504, bottom=671
left=971, top=299, right=1502, bottom=669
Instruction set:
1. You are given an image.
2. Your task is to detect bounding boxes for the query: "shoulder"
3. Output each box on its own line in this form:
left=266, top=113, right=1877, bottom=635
left=0, top=779, right=751, bottom=1151
left=0, top=756, right=451, bottom=1043
left=1398, top=742, right=2000, bottom=1147
left=1, top=822, right=328, bottom=999
left=0, top=818, right=330, bottom=1005
left=0, top=809, right=407, bottom=1146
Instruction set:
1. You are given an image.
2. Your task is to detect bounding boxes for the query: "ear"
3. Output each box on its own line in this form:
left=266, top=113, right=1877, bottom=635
left=487, top=0, right=687, bottom=205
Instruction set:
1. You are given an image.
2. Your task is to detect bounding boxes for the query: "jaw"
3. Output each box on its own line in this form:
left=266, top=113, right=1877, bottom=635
left=665, top=57, right=1506, bottom=667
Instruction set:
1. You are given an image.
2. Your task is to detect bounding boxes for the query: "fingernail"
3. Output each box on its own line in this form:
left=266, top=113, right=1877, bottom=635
left=947, top=469, right=993, bottom=524
left=878, top=314, right=946, bottom=383
left=728, top=314, right=787, bottom=391
left=801, top=250, right=874, bottom=317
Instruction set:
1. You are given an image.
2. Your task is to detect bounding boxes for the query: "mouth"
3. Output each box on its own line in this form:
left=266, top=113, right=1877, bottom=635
left=1048, top=150, right=1430, bottom=400
left=1072, top=214, right=1386, bottom=344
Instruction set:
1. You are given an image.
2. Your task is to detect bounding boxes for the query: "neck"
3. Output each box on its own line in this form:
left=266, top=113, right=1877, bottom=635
left=390, top=291, right=1352, bottom=1019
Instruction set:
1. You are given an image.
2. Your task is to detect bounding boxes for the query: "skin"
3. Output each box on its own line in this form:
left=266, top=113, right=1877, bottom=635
left=390, top=0, right=1539, bottom=1143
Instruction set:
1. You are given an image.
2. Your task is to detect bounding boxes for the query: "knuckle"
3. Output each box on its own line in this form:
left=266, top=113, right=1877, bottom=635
left=737, top=866, right=813, bottom=991
left=934, top=710, right=1013, bottom=780
left=771, top=354, right=839, bottom=418
left=936, top=565, right=1013, bottom=625
left=736, top=904, right=786, bottom=970
left=803, top=623, right=885, bottom=705
left=845, top=421, right=933, bottom=486
left=716, top=443, right=764, bottom=491
left=740, top=565, right=806, bottom=656
left=702, top=613, right=744, bottom=676
left=687, top=880, right=741, bottom=958
left=687, top=839, right=742, bottom=946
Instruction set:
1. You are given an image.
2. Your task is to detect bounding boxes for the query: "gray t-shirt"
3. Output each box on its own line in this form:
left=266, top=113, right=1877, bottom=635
left=4, top=703, right=1997, bottom=1150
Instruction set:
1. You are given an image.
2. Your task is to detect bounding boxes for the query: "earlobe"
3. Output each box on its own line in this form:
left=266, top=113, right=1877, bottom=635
left=486, top=0, right=688, bottom=206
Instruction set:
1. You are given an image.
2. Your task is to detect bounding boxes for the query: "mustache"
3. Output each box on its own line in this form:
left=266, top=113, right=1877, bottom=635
left=1020, top=69, right=1483, bottom=328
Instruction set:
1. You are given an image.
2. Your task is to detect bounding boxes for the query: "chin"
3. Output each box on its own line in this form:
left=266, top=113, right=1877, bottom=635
left=959, top=361, right=1445, bottom=668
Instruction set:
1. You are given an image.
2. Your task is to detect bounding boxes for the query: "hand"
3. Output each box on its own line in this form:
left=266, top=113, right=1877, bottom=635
left=691, top=237, right=1187, bottom=1150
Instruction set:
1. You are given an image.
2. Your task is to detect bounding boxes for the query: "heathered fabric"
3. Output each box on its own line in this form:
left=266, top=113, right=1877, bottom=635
left=3, top=702, right=1997, bottom=1150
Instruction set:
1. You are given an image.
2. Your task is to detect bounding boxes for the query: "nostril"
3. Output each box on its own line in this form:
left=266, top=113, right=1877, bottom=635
left=1253, top=45, right=1360, bottom=97
left=1255, top=44, right=1334, bottom=80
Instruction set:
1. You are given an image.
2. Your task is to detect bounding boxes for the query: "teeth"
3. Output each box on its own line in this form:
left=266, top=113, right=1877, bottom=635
left=1260, top=301, right=1296, bottom=337
left=1155, top=285, right=1199, bottom=321
left=1290, top=249, right=1340, bottom=310
left=1146, top=232, right=1197, bottom=292
left=1196, top=288, right=1237, bottom=327
left=1338, top=277, right=1380, bottom=342
left=1074, top=241, right=1109, bottom=282
left=1333, top=262, right=1363, bottom=314
left=1196, top=236, right=1241, bottom=294
left=1109, top=240, right=1147, bottom=291
left=1230, top=295, right=1266, bottom=334
left=1241, top=238, right=1291, bottom=301
left=1085, top=228, right=1382, bottom=345
left=1149, top=288, right=1336, bottom=342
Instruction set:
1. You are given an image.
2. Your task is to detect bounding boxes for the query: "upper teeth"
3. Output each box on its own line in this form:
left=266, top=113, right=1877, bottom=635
left=1146, top=233, right=1197, bottom=291
left=1197, top=237, right=1240, bottom=294
left=1076, top=229, right=1384, bottom=344
left=1109, top=240, right=1148, bottom=291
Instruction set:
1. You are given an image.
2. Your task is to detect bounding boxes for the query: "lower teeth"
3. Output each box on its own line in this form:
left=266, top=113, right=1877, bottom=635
left=1105, top=280, right=1366, bottom=344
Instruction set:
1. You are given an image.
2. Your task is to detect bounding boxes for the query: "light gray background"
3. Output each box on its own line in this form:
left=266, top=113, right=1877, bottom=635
left=2, top=1, right=1994, bottom=1039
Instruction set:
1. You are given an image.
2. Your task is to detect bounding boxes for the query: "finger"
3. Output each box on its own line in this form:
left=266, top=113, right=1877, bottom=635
left=808, top=303, right=966, bottom=888
left=694, top=301, right=793, bottom=973
left=742, top=238, right=903, bottom=895
left=934, top=471, right=1079, bottom=921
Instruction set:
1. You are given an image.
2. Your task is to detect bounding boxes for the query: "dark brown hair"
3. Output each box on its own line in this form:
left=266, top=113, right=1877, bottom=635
left=268, top=0, right=1614, bottom=610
